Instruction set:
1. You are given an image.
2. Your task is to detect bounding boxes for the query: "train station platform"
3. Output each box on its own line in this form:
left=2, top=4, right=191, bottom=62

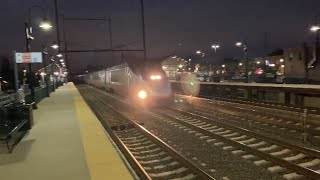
left=0, top=83, right=134, bottom=180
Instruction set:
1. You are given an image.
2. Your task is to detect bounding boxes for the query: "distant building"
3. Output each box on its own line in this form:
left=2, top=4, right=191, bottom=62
left=253, top=44, right=320, bottom=83
left=283, top=44, right=320, bottom=82
left=161, top=57, right=188, bottom=80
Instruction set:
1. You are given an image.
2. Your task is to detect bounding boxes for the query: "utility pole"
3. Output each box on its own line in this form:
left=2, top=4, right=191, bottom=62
left=62, top=14, right=70, bottom=73
left=24, top=21, right=37, bottom=109
left=108, top=16, right=113, bottom=60
left=140, top=0, right=147, bottom=62
left=42, top=45, right=50, bottom=97
left=54, top=0, right=60, bottom=49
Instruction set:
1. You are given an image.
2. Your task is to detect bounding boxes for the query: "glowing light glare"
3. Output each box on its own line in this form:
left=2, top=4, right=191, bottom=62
left=23, top=69, right=27, bottom=73
left=180, top=73, right=200, bottom=96
left=235, top=42, right=243, bottom=47
left=196, top=50, right=202, bottom=54
left=269, top=64, right=275, bottom=67
left=54, top=72, right=59, bottom=76
left=178, top=64, right=183, bottom=68
left=257, top=61, right=261, bottom=64
left=280, top=58, right=284, bottom=62
left=281, top=65, right=285, bottom=68
left=239, top=63, right=243, bottom=66
left=51, top=44, right=59, bottom=49
left=56, top=54, right=63, bottom=57
left=162, top=66, right=167, bottom=69
left=222, top=64, right=226, bottom=68
left=138, top=90, right=147, bottom=99
left=256, top=68, right=263, bottom=75
left=211, top=44, right=220, bottom=49
left=310, top=25, right=320, bottom=32
left=60, top=59, right=64, bottom=62
left=40, top=72, right=46, bottom=76
left=39, top=20, right=52, bottom=30
left=150, top=75, right=162, bottom=80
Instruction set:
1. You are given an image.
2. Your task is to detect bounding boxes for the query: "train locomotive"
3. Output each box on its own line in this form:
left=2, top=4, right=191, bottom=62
left=84, top=62, right=172, bottom=107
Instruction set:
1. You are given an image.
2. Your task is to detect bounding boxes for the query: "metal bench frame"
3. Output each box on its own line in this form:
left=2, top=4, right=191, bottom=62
left=0, top=120, right=27, bottom=153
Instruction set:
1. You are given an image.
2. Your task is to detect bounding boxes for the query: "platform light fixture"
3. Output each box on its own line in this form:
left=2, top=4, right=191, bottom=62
left=51, top=42, right=59, bottom=49
left=39, top=18, right=52, bottom=31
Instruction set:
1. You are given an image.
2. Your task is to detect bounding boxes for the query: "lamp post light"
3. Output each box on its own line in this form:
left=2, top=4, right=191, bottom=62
left=236, top=41, right=248, bottom=83
left=310, top=15, right=320, bottom=64
left=211, top=44, right=220, bottom=53
left=25, top=5, right=52, bottom=108
left=41, top=45, right=50, bottom=97
left=51, top=42, right=59, bottom=49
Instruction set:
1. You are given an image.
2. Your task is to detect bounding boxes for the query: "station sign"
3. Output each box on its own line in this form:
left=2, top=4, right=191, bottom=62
left=15, top=52, right=42, bottom=63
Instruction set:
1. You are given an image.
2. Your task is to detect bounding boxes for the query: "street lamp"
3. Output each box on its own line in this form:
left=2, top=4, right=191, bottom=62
left=25, top=4, right=53, bottom=109
left=235, top=40, right=248, bottom=83
left=211, top=44, right=220, bottom=53
left=310, top=25, right=320, bottom=32
left=51, top=43, right=59, bottom=49
left=310, top=15, right=320, bottom=65
left=39, top=17, right=53, bottom=31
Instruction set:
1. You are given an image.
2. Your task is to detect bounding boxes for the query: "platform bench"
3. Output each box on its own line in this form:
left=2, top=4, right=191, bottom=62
left=0, top=120, right=27, bottom=153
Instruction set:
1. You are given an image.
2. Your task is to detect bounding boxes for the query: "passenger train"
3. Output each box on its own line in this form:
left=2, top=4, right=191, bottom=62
left=84, top=62, right=172, bottom=106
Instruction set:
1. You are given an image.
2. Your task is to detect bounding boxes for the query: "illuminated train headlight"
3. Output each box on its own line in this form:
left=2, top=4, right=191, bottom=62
left=138, top=90, right=147, bottom=99
left=150, top=75, right=162, bottom=80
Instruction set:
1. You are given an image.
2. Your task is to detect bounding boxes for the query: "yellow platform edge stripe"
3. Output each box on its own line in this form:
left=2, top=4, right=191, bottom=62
left=71, top=84, right=134, bottom=180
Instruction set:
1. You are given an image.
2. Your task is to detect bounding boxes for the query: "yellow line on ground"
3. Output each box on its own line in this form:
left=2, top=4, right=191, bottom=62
left=71, top=84, right=133, bottom=180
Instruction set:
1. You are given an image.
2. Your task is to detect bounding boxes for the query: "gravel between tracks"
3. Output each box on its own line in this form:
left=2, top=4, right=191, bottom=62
left=77, top=85, right=282, bottom=180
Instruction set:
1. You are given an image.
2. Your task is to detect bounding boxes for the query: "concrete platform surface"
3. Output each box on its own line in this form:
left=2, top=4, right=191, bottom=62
left=0, top=83, right=133, bottom=180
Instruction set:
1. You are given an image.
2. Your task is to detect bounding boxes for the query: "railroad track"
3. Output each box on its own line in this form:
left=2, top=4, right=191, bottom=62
left=78, top=87, right=214, bottom=180
left=175, top=94, right=320, bottom=137
left=152, top=107, right=320, bottom=180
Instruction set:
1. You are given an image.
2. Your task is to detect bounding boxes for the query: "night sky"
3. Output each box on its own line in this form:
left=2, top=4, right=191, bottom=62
left=1, top=0, right=320, bottom=72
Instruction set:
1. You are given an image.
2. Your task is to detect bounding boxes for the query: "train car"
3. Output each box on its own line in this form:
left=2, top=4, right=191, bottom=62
left=84, top=62, right=172, bottom=107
